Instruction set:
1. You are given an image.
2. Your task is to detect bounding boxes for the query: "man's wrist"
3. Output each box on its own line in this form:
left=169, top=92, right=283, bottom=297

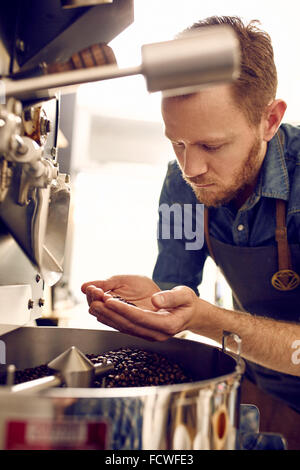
left=189, top=298, right=224, bottom=339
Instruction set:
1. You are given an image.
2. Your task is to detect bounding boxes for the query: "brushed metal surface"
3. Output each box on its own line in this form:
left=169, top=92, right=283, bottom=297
left=1, top=326, right=238, bottom=381
left=0, top=327, right=244, bottom=450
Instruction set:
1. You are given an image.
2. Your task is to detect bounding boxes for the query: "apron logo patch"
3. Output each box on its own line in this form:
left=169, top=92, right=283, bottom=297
left=271, top=269, right=300, bottom=291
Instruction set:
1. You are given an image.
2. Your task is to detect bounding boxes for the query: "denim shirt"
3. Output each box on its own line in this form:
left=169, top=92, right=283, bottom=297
left=152, top=123, right=300, bottom=295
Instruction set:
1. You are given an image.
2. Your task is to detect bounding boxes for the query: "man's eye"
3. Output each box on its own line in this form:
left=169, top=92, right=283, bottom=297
left=202, top=144, right=222, bottom=152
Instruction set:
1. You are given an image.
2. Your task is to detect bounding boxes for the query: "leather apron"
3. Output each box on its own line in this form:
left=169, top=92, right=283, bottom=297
left=204, top=203, right=300, bottom=414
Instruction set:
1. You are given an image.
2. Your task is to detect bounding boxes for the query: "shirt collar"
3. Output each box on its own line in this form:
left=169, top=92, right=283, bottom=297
left=255, top=129, right=289, bottom=201
left=236, top=129, right=290, bottom=212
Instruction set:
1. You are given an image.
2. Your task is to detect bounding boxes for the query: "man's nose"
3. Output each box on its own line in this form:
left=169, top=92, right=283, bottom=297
left=182, top=144, right=208, bottom=178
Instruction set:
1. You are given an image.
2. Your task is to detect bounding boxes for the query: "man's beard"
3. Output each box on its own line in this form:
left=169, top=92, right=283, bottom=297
left=183, top=136, right=263, bottom=207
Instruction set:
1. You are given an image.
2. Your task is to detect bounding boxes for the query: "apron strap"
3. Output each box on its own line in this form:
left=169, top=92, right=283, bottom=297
left=275, top=199, right=292, bottom=270
left=274, top=131, right=294, bottom=270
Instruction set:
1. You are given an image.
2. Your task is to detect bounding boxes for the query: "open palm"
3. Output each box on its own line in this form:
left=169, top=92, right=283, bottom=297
left=82, top=274, right=161, bottom=311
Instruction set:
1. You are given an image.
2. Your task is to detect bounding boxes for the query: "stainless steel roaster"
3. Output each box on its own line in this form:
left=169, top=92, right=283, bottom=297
left=0, top=326, right=244, bottom=450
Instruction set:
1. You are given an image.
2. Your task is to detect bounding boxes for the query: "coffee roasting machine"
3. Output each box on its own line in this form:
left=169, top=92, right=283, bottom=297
left=0, top=0, right=287, bottom=451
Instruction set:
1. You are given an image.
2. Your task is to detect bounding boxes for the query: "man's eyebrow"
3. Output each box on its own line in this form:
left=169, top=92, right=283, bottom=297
left=194, top=138, right=228, bottom=145
left=164, top=133, right=230, bottom=144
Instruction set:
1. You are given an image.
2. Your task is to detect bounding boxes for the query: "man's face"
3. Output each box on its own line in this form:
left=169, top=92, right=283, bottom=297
left=161, top=85, right=267, bottom=207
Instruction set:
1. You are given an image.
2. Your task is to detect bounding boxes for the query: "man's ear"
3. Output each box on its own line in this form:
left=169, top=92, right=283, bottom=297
left=263, top=99, right=287, bottom=142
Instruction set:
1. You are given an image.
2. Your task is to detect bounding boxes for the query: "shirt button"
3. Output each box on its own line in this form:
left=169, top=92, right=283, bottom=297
left=237, top=224, right=245, bottom=231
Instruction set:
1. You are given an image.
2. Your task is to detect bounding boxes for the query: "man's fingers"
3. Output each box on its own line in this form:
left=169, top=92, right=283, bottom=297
left=83, top=282, right=193, bottom=341
left=81, top=278, right=121, bottom=294
left=82, top=281, right=99, bottom=294
left=104, top=298, right=181, bottom=336
left=89, top=300, right=169, bottom=341
left=85, top=285, right=104, bottom=306
left=151, top=286, right=194, bottom=309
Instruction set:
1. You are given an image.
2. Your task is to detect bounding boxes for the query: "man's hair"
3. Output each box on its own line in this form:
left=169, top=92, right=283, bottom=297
left=181, top=16, right=278, bottom=126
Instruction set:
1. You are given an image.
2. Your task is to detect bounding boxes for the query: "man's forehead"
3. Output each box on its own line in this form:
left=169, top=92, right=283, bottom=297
left=161, top=94, right=198, bottom=114
left=163, top=112, right=237, bottom=144
left=164, top=129, right=234, bottom=144
left=161, top=84, right=248, bottom=142
left=161, top=84, right=234, bottom=106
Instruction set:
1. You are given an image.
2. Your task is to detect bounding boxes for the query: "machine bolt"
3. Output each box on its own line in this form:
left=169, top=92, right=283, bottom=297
left=28, top=299, right=34, bottom=309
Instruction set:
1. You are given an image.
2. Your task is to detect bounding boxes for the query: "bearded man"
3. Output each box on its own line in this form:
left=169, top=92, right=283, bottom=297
left=82, top=16, right=300, bottom=448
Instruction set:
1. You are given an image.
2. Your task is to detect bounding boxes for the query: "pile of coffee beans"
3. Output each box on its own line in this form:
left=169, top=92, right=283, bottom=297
left=0, top=364, right=55, bottom=385
left=0, top=348, right=192, bottom=388
left=88, top=347, right=192, bottom=388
